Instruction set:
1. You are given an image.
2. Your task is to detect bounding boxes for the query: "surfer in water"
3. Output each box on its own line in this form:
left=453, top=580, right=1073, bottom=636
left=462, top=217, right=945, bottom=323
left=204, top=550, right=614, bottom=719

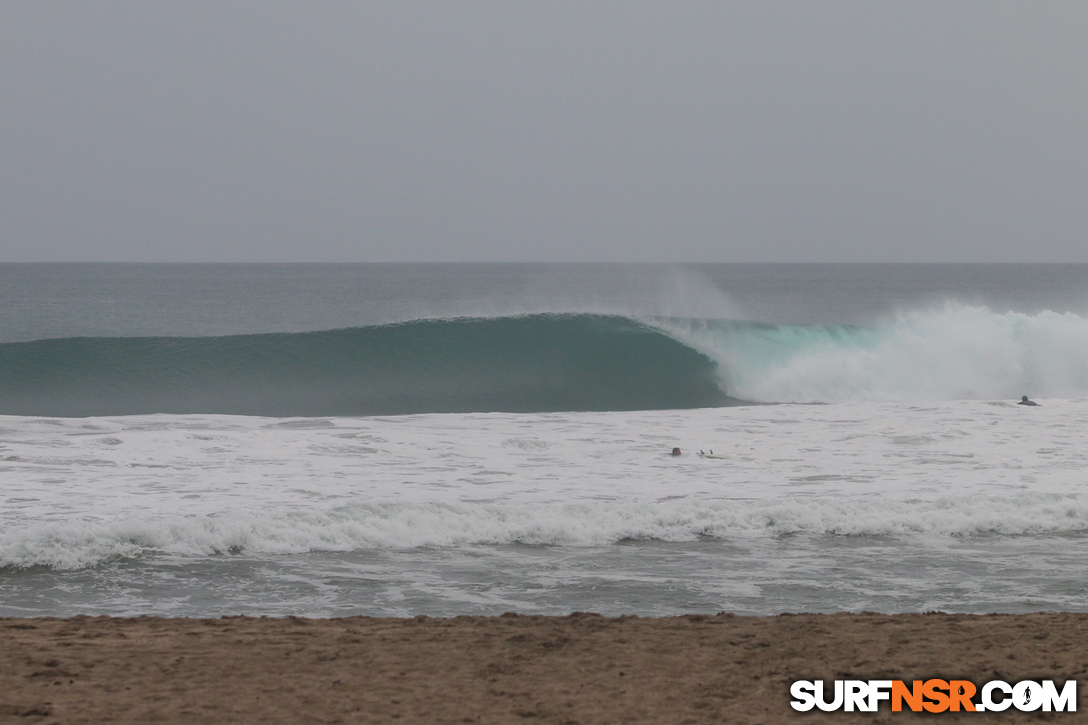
left=671, top=447, right=682, bottom=456
left=1018, top=395, right=1039, bottom=406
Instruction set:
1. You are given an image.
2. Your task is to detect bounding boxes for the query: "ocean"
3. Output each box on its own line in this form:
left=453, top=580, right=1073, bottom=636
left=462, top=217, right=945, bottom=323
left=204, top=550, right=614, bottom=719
left=2, top=263, right=1088, bottom=617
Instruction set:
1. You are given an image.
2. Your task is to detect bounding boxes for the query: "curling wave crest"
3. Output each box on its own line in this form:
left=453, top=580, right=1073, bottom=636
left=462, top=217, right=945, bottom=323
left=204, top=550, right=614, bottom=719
left=3, top=305, right=1087, bottom=415
left=0, top=314, right=732, bottom=416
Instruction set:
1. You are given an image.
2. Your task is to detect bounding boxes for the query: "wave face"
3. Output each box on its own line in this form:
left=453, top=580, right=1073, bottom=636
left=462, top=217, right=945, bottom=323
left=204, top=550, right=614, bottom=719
left=0, top=314, right=732, bottom=417
left=4, top=305, right=1087, bottom=417
left=668, top=305, right=1088, bottom=403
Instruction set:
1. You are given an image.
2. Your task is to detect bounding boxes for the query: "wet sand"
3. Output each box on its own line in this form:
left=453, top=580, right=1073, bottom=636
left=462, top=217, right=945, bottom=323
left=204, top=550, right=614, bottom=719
left=1, top=612, right=1085, bottom=723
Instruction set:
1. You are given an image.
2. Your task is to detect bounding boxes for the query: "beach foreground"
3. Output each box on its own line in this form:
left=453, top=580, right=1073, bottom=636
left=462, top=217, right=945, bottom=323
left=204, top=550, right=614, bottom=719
left=1, top=613, right=1084, bottom=724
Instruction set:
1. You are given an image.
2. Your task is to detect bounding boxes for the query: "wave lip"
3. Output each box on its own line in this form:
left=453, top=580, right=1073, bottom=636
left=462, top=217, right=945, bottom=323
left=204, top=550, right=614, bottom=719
left=0, top=314, right=735, bottom=417
left=5, top=494, right=1087, bottom=570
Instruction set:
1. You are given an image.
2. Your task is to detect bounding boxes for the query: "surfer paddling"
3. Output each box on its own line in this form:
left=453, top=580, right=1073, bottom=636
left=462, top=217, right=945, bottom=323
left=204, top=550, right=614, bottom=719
left=1018, top=395, right=1039, bottom=406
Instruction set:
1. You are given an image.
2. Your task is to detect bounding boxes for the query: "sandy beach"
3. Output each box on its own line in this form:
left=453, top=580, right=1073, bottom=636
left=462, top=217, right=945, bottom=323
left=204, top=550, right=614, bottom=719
left=1, top=612, right=1084, bottom=723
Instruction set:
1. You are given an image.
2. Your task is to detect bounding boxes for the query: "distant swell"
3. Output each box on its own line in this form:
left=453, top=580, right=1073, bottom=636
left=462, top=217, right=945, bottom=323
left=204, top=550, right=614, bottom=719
left=0, top=314, right=734, bottom=417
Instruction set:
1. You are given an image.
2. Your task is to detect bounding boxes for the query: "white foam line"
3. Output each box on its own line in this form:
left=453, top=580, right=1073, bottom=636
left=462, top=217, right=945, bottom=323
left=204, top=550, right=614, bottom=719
left=3, top=399, right=1088, bottom=568
left=3, top=493, right=1088, bottom=570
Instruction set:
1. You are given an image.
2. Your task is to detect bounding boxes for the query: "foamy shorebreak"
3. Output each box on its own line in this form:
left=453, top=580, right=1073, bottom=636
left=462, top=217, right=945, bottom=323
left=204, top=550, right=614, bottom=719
left=2, top=399, right=1087, bottom=614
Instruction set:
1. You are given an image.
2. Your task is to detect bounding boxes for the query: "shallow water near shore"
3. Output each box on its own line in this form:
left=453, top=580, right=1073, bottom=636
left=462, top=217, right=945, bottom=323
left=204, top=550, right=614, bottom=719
left=4, top=400, right=1088, bottom=618
left=5, top=532, right=1088, bottom=618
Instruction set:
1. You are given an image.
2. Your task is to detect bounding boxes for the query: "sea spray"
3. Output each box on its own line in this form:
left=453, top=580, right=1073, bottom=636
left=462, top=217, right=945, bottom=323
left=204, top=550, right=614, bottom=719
left=660, top=305, right=1088, bottom=403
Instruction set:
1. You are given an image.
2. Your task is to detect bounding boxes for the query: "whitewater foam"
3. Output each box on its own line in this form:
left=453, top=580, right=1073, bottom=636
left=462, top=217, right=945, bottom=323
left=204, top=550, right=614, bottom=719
left=4, top=399, right=1088, bottom=570
left=660, top=305, right=1088, bottom=403
left=6, top=494, right=1088, bottom=571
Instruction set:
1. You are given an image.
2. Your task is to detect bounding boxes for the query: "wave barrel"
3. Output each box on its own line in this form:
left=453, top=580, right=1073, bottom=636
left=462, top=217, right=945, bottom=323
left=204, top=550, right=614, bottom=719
left=0, top=314, right=733, bottom=417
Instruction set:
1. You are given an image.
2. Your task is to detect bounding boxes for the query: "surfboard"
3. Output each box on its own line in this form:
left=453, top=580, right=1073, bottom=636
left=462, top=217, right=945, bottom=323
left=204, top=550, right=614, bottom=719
left=697, top=450, right=731, bottom=459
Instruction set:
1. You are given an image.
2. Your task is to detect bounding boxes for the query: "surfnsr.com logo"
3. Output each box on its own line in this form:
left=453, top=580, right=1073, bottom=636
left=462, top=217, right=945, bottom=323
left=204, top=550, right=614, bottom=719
left=790, top=679, right=1076, bottom=713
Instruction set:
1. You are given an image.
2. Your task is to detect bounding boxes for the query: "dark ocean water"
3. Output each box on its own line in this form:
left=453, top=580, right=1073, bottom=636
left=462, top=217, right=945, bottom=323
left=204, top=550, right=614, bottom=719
left=3, top=263, right=1088, bottom=342
left=0, top=315, right=734, bottom=417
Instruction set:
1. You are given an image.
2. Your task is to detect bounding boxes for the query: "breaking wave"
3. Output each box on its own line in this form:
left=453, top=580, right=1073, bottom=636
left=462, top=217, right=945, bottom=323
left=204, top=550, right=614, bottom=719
left=665, top=304, right=1088, bottom=403
left=4, top=495, right=1088, bottom=570
left=2, top=305, right=1087, bottom=416
left=0, top=314, right=733, bottom=417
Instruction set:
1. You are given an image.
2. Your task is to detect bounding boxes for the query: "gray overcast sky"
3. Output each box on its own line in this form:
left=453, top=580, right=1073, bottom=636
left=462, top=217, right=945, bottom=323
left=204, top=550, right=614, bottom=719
left=1, top=1, right=1086, bottom=263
